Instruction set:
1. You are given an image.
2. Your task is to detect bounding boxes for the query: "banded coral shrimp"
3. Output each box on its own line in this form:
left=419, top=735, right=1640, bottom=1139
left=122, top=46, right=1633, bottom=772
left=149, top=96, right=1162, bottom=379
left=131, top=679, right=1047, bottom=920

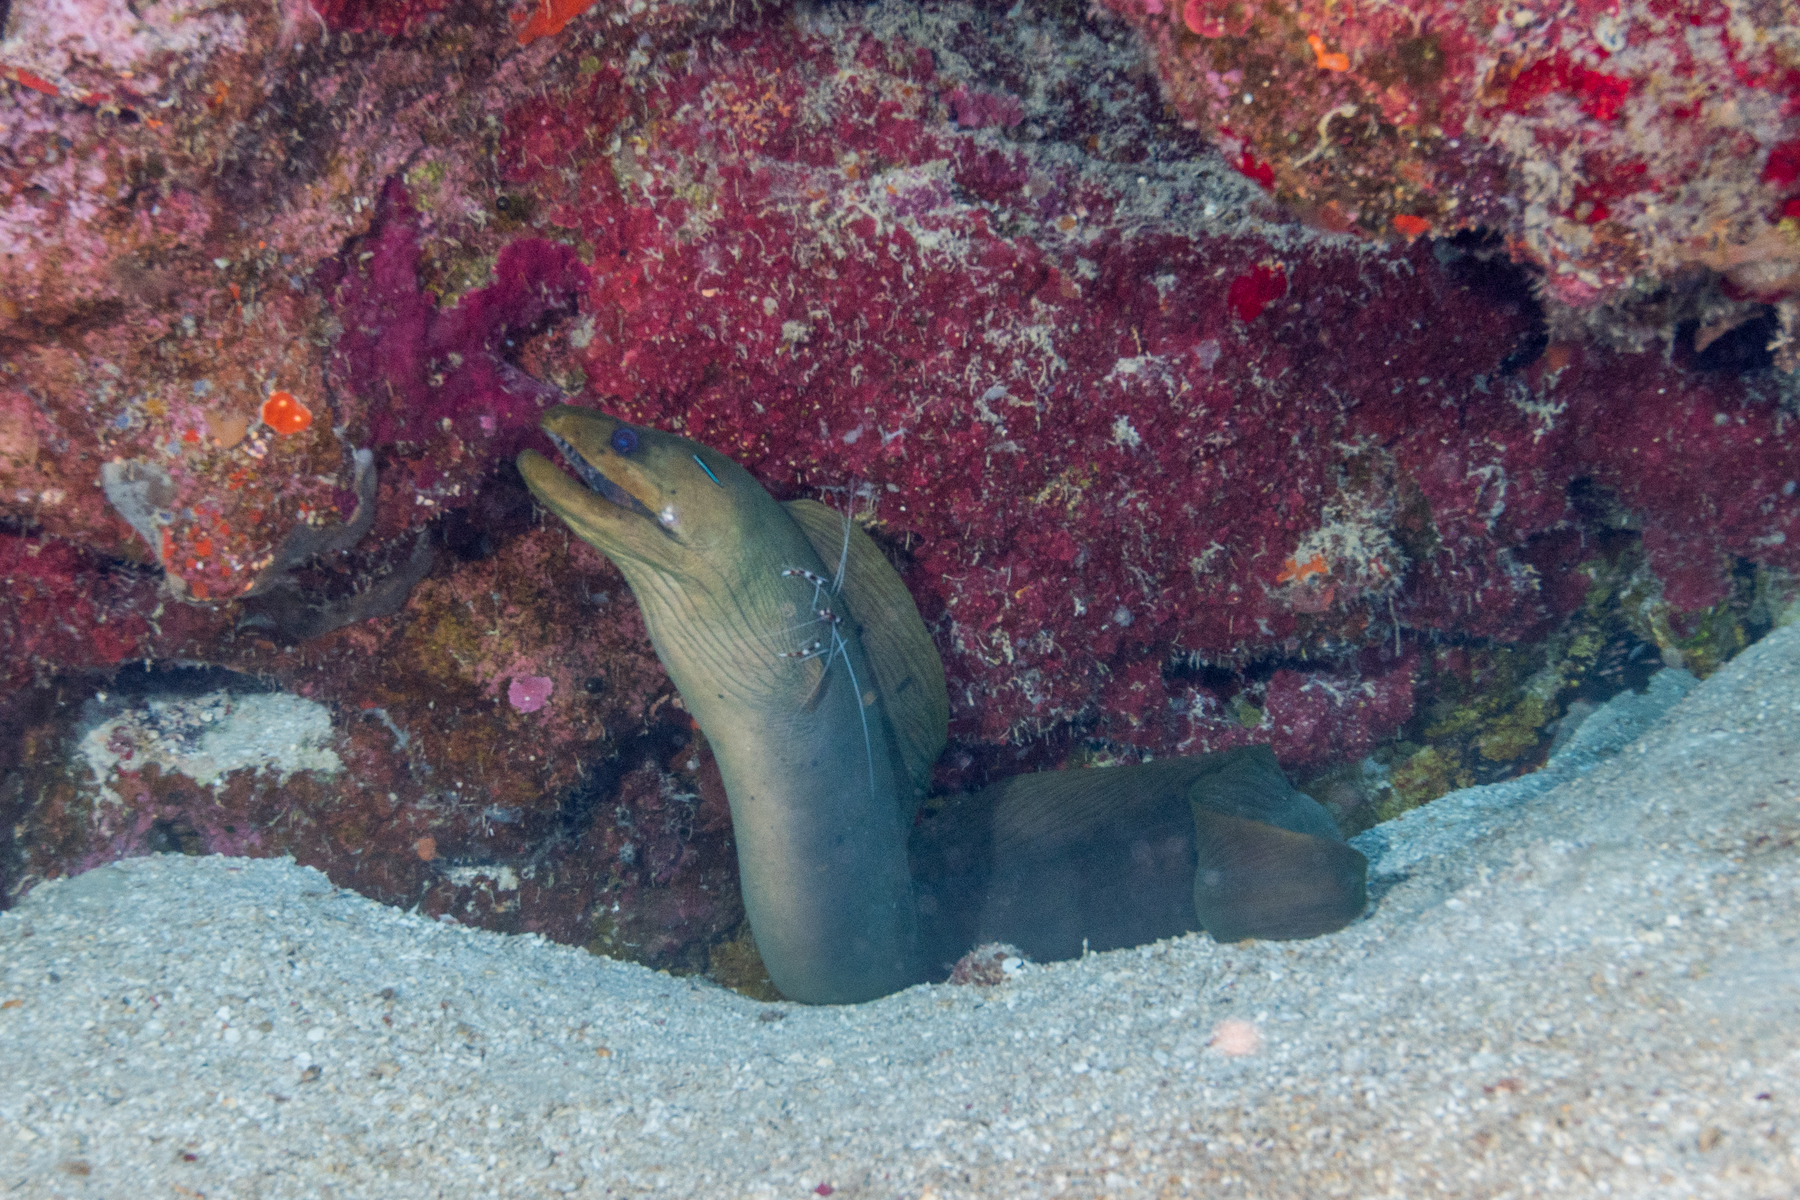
left=769, top=490, right=882, bottom=800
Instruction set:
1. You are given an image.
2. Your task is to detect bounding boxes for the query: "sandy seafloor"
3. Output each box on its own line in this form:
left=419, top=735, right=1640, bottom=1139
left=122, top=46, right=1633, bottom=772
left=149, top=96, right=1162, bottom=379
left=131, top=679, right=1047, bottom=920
left=2, top=629, right=1797, bottom=1199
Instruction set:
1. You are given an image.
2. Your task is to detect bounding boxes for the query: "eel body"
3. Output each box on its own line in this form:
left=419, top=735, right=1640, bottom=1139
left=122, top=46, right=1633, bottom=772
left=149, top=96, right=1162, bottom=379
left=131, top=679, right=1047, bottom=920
left=911, top=747, right=1368, bottom=971
left=520, top=407, right=1366, bottom=1003
left=518, top=407, right=917, bottom=1002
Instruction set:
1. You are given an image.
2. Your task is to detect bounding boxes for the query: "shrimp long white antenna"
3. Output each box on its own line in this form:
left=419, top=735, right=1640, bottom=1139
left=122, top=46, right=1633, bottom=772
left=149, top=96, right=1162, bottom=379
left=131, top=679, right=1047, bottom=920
left=832, top=503, right=852, bottom=593
left=810, top=480, right=869, bottom=595
left=778, top=559, right=878, bottom=800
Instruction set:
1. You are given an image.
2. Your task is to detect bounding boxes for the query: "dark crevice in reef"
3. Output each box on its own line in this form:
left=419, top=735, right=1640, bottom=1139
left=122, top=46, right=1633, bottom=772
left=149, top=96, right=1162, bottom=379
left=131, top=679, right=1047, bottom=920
left=436, top=460, right=539, bottom=564
left=239, top=529, right=436, bottom=645
left=1565, top=476, right=1638, bottom=530
left=1323, top=546, right=1782, bottom=835
left=245, top=458, right=537, bottom=639
left=1433, top=230, right=1548, bottom=376
left=552, top=713, right=699, bottom=849
left=1678, top=306, right=1779, bottom=375
left=240, top=450, right=539, bottom=645
left=1162, top=658, right=1239, bottom=694
left=240, top=446, right=399, bottom=635
left=1563, top=623, right=1665, bottom=704
left=0, top=682, right=66, bottom=908
left=82, top=662, right=280, bottom=702
left=1432, top=231, right=1782, bottom=380
left=146, top=817, right=208, bottom=856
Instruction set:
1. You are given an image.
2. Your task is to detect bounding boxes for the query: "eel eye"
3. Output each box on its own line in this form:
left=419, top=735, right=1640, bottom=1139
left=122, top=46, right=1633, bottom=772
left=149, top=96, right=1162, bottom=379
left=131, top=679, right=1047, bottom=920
left=610, top=428, right=638, bottom=455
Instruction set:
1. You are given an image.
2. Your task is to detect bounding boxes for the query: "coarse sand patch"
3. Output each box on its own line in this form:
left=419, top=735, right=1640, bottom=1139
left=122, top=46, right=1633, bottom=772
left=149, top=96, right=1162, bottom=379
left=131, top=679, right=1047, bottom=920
left=3, top=627, right=1798, bottom=1198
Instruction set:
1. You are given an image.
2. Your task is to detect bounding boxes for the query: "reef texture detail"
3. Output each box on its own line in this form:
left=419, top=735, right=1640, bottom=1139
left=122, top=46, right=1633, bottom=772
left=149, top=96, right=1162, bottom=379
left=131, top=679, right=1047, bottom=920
left=1099, top=0, right=1800, bottom=347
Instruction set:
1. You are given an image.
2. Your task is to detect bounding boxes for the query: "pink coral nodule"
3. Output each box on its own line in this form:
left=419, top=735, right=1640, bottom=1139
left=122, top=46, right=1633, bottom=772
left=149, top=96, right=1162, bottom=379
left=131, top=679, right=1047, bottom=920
left=508, top=674, right=555, bottom=713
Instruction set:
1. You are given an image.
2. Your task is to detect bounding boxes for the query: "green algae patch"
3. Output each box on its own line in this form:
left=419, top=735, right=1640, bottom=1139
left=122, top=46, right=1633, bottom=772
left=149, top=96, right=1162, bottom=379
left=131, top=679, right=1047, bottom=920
left=1374, top=745, right=1472, bottom=824
left=1232, top=699, right=1266, bottom=729
left=1317, top=548, right=1795, bottom=833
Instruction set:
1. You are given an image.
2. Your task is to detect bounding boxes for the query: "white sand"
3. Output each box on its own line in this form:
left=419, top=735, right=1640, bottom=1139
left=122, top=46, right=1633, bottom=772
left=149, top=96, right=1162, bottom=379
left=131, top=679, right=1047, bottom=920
left=3, top=627, right=1798, bottom=1199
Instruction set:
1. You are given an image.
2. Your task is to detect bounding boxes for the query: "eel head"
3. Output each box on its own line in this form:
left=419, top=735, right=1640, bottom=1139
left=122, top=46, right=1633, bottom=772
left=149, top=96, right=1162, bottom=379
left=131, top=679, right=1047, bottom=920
left=518, top=405, right=768, bottom=580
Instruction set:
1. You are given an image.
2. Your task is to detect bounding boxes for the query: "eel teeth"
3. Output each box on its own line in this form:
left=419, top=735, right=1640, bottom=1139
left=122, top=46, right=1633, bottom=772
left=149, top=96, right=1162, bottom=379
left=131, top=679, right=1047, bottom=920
left=548, top=431, right=659, bottom=523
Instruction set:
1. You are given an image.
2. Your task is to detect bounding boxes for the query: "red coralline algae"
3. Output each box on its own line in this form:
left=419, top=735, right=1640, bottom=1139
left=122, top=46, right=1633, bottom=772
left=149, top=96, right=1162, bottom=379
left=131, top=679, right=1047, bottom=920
left=1230, top=147, right=1276, bottom=191
left=1765, top=140, right=1800, bottom=189
left=0, top=539, right=157, bottom=682
left=946, top=85, right=1027, bottom=130
left=316, top=179, right=590, bottom=479
left=1227, top=264, right=1288, bottom=321
left=306, top=0, right=448, bottom=37
left=1262, top=655, right=1420, bottom=774
left=1500, top=51, right=1632, bottom=123
left=473, top=10, right=1794, bottom=768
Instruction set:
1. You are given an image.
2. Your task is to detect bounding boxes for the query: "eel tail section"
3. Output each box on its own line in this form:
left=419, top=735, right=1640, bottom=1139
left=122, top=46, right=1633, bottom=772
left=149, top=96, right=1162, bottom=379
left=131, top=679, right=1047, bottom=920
left=909, top=746, right=1365, bottom=976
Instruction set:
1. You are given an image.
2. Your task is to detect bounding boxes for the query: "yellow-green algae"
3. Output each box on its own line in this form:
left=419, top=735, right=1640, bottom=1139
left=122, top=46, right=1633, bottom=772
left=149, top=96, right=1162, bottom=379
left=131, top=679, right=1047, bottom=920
left=1321, top=549, right=1793, bottom=831
left=707, top=923, right=783, bottom=1002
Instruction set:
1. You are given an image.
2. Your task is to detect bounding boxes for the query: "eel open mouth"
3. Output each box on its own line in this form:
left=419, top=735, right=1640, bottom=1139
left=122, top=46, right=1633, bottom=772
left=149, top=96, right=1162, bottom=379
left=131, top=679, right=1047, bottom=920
left=546, top=430, right=662, bottom=525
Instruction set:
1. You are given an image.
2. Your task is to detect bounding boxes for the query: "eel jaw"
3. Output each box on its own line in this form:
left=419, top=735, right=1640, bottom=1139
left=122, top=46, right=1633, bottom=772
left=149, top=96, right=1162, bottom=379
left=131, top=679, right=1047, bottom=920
left=545, top=430, right=662, bottom=526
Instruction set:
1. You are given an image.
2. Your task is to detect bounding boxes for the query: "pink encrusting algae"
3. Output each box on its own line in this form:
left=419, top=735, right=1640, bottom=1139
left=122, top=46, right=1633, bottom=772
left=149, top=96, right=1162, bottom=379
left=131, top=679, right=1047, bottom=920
left=508, top=675, right=554, bottom=713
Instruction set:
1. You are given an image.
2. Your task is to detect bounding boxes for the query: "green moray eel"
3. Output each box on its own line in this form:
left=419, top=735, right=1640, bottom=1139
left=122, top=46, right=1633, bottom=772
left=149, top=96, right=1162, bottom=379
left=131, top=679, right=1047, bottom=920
left=519, top=406, right=1367, bottom=1003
